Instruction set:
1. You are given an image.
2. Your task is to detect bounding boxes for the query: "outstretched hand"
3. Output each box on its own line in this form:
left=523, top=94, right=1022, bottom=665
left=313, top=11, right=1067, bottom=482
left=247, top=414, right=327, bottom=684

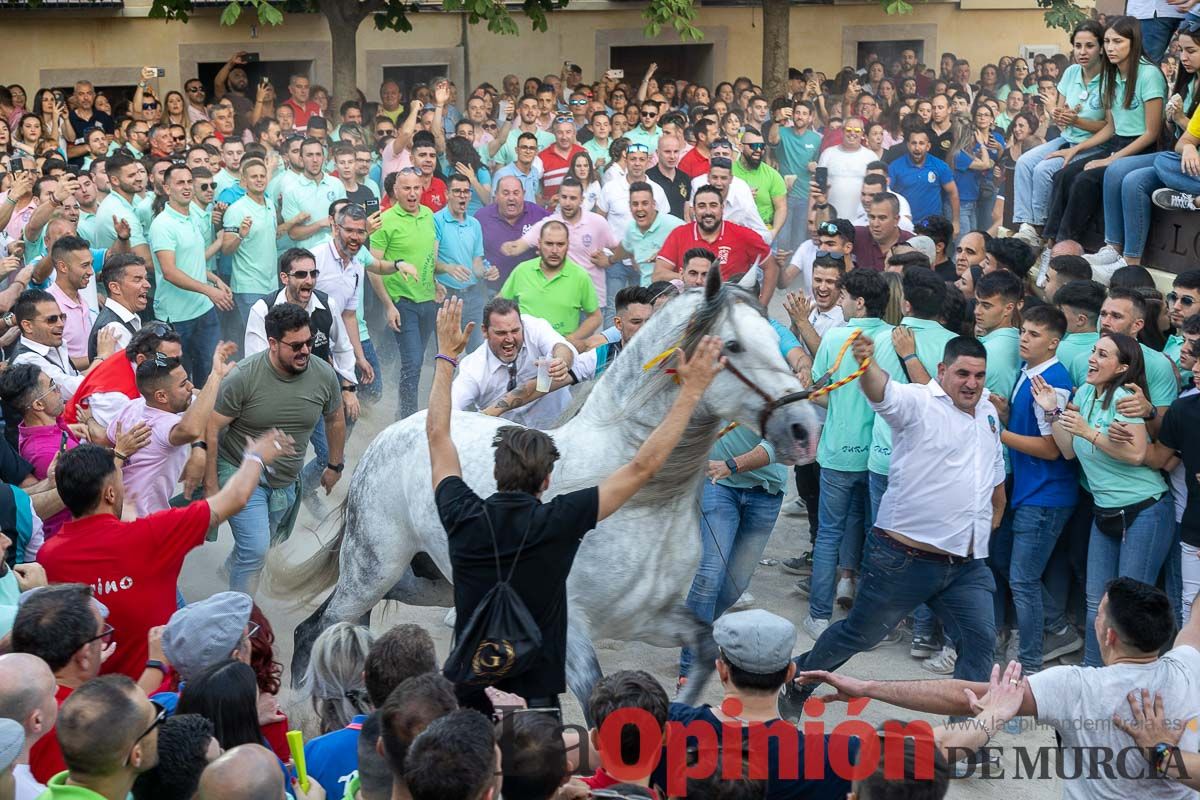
left=964, top=660, right=1026, bottom=726
left=673, top=335, right=725, bottom=394
left=851, top=332, right=875, bottom=365
left=436, top=297, right=475, bottom=359
left=793, top=669, right=869, bottom=703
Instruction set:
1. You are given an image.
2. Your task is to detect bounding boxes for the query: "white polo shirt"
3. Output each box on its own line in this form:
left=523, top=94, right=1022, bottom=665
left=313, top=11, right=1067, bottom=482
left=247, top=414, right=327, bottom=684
left=871, top=379, right=1005, bottom=558
left=312, top=239, right=376, bottom=314
left=451, top=314, right=575, bottom=430
left=12, top=337, right=83, bottom=400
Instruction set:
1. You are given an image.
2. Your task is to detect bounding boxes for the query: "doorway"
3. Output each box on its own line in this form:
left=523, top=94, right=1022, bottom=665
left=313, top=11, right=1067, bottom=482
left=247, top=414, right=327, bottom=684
left=609, top=44, right=715, bottom=89
left=195, top=59, right=314, bottom=99
left=856, top=39, right=924, bottom=71
left=381, top=64, right=451, bottom=100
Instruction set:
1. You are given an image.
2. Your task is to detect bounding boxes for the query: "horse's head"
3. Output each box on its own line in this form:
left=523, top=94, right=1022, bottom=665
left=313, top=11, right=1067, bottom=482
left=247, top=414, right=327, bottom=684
left=681, top=266, right=820, bottom=465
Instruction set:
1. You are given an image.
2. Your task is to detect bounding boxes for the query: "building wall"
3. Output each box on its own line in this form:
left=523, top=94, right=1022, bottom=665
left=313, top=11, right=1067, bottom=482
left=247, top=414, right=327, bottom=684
left=0, top=0, right=1070, bottom=97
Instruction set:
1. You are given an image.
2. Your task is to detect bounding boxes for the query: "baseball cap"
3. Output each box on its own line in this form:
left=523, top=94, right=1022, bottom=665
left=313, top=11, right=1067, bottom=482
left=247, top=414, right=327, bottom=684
left=0, top=719, right=23, bottom=771
left=163, top=591, right=253, bottom=680
left=713, top=609, right=796, bottom=674
left=907, top=235, right=938, bottom=264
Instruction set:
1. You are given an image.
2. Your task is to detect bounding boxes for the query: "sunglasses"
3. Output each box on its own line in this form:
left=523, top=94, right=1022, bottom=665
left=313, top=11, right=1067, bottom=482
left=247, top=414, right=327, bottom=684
left=197, top=182, right=213, bottom=190
left=397, top=166, right=423, bottom=175
left=375, top=129, right=395, bottom=137
left=554, top=115, right=574, bottom=124
left=172, top=135, right=187, bottom=142
left=483, top=122, right=498, bottom=130
left=570, top=99, right=587, bottom=106
left=277, top=336, right=315, bottom=352
left=39, top=314, right=64, bottom=325
left=844, top=127, right=864, bottom=134
left=1167, top=291, right=1196, bottom=307
left=745, top=142, right=766, bottom=151
left=288, top=269, right=320, bottom=279
left=152, top=352, right=178, bottom=368
left=640, top=111, right=658, bottom=118
left=134, top=701, right=168, bottom=746
left=145, top=322, right=176, bottom=338
left=186, top=86, right=204, bottom=93
left=817, top=221, right=841, bottom=236
left=627, top=143, right=651, bottom=153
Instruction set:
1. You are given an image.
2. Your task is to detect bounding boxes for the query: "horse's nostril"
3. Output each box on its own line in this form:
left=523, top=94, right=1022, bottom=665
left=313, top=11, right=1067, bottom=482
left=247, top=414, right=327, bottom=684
left=791, top=423, right=809, bottom=444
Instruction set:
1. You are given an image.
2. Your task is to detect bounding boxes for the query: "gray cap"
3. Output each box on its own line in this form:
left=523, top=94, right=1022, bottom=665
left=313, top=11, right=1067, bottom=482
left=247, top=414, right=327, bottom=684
left=907, top=235, right=938, bottom=264
left=163, top=592, right=252, bottom=680
left=0, top=719, right=23, bottom=771
left=713, top=609, right=796, bottom=674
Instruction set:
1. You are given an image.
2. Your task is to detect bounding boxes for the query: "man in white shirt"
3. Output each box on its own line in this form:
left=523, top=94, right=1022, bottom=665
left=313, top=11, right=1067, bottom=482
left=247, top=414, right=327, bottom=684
left=691, top=158, right=770, bottom=242
left=779, top=333, right=1005, bottom=720
left=0, top=653, right=56, bottom=800
left=797, top=577, right=1200, bottom=800
left=88, top=253, right=149, bottom=361
left=451, top=297, right=577, bottom=430
left=11, top=290, right=90, bottom=402
left=817, top=117, right=877, bottom=230
left=850, top=173, right=914, bottom=232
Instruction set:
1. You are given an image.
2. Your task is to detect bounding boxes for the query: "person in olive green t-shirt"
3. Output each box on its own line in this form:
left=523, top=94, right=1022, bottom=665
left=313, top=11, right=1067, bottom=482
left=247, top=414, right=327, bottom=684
left=498, top=220, right=601, bottom=349
left=368, top=170, right=440, bottom=418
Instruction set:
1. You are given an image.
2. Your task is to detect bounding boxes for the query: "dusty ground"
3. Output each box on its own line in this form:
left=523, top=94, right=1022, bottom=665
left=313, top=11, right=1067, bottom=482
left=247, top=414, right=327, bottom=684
left=177, top=335, right=1064, bottom=800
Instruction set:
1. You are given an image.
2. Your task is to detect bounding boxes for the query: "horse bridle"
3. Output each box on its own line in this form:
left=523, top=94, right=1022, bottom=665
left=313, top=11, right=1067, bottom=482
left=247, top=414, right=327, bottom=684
left=720, top=355, right=821, bottom=434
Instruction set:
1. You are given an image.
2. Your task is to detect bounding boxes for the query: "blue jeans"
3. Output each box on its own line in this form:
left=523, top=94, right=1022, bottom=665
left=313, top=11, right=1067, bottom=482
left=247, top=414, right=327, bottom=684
left=794, top=529, right=997, bottom=682
left=1083, top=495, right=1175, bottom=666
left=1102, top=152, right=1162, bottom=258
left=810, top=468, right=870, bottom=620
left=1141, top=14, right=1183, bottom=63
left=1013, top=137, right=1069, bottom=225
left=775, top=194, right=811, bottom=254
left=605, top=262, right=637, bottom=327
left=300, top=412, right=356, bottom=500
left=867, top=471, right=888, bottom=527
left=172, top=307, right=220, bottom=388
left=359, top=338, right=383, bottom=404
left=990, top=504, right=1074, bottom=671
left=958, top=201, right=977, bottom=240
left=1154, top=151, right=1200, bottom=194
left=392, top=297, right=437, bottom=418
left=222, top=468, right=299, bottom=595
left=679, top=483, right=783, bottom=677
left=455, top=281, right=486, bottom=354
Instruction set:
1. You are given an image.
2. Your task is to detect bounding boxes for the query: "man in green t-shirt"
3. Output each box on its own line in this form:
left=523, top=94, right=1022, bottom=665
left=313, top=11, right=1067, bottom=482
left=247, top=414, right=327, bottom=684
left=369, top=170, right=439, bottom=419
left=498, top=221, right=600, bottom=350
left=731, top=127, right=787, bottom=236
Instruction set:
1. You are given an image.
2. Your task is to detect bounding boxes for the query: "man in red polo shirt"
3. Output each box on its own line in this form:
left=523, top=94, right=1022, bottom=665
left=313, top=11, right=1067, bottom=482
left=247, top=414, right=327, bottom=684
left=36, top=430, right=294, bottom=681
left=678, top=118, right=715, bottom=179
left=653, top=185, right=777, bottom=305
left=283, top=74, right=321, bottom=132
left=539, top=118, right=584, bottom=202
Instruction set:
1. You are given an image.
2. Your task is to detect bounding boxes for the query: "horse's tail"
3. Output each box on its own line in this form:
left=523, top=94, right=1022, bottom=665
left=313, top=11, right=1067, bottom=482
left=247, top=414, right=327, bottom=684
left=266, top=497, right=348, bottom=605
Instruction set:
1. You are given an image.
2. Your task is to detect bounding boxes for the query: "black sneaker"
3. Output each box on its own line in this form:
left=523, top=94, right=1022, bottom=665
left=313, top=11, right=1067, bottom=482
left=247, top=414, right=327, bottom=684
left=781, top=553, right=813, bottom=575
left=777, top=679, right=812, bottom=722
left=1153, top=187, right=1200, bottom=211
left=910, top=633, right=940, bottom=659
left=794, top=576, right=812, bottom=597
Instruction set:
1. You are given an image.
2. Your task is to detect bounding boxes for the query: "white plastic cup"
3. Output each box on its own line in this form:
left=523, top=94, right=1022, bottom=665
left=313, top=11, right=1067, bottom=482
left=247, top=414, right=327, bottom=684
left=536, top=358, right=551, bottom=392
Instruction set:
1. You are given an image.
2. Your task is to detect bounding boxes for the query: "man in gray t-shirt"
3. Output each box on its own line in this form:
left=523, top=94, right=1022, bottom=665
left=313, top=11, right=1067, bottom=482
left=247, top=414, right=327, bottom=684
left=793, top=577, right=1200, bottom=800
left=205, top=304, right=343, bottom=595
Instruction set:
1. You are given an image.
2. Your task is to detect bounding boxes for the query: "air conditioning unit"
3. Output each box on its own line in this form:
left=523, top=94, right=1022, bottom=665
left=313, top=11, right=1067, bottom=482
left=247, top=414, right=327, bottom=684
left=1021, top=45, right=1061, bottom=60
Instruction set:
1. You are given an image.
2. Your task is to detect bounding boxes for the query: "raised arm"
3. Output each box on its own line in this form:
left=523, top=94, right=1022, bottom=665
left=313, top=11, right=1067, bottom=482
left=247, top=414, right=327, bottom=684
left=169, top=342, right=236, bottom=446
left=427, top=298, right=475, bottom=488
left=206, top=429, right=296, bottom=526
left=851, top=332, right=888, bottom=404
left=596, top=337, right=724, bottom=521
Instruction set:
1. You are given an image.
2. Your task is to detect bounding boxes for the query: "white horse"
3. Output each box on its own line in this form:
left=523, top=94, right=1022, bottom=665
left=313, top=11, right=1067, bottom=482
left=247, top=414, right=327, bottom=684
left=277, top=269, right=821, bottom=711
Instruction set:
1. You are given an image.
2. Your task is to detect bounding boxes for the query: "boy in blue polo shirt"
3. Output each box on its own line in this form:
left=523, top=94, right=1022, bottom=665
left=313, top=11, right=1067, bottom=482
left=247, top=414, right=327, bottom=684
left=991, top=304, right=1082, bottom=672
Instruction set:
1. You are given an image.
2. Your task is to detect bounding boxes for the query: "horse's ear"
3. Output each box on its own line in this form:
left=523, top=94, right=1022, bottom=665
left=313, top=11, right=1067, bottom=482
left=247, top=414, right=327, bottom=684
left=704, top=263, right=722, bottom=301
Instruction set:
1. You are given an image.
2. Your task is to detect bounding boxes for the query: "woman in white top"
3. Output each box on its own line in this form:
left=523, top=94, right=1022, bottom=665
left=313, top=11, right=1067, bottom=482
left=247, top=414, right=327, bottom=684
left=569, top=151, right=603, bottom=211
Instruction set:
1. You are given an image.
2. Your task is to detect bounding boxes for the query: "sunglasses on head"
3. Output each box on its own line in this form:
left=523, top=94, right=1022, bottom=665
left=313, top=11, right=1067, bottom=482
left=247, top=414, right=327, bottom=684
left=627, top=143, right=651, bottom=154
left=145, top=322, right=176, bottom=338
left=817, top=221, right=841, bottom=236
left=555, top=115, right=574, bottom=124
left=1167, top=291, right=1196, bottom=307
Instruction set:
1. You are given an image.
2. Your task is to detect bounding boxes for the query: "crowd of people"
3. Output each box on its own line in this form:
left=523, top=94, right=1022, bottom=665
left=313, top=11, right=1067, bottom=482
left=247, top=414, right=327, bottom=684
left=0, top=7, right=1200, bottom=797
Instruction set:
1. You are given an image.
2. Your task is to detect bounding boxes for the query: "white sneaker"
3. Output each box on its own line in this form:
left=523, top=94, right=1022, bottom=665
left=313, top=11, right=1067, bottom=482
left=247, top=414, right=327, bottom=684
left=1035, top=246, right=1052, bottom=288
left=802, top=614, right=830, bottom=641
left=1015, top=223, right=1043, bottom=249
left=835, top=576, right=855, bottom=610
left=1090, top=256, right=1126, bottom=287
left=731, top=591, right=755, bottom=610
left=921, top=645, right=958, bottom=674
left=1086, top=244, right=1122, bottom=265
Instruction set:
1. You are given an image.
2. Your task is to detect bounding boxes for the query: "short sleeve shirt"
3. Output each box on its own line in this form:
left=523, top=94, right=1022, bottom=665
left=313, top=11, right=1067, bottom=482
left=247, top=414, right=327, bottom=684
left=731, top=160, right=787, bottom=225
left=222, top=195, right=280, bottom=295
left=434, top=207, right=485, bottom=291
left=498, top=257, right=599, bottom=335
left=1071, top=383, right=1168, bottom=508
left=815, top=317, right=893, bottom=472
left=149, top=205, right=215, bottom=323
left=1109, top=60, right=1168, bottom=137
left=281, top=174, right=346, bottom=250
left=107, top=398, right=189, bottom=517
left=888, top=154, right=955, bottom=223
left=656, top=221, right=770, bottom=279
left=622, top=212, right=685, bottom=286
left=369, top=203, right=437, bottom=303
left=1158, top=393, right=1200, bottom=546
left=92, top=191, right=148, bottom=252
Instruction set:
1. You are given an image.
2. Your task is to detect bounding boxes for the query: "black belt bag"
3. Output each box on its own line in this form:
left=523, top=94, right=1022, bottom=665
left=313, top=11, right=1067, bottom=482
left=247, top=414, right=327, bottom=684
left=1092, top=495, right=1159, bottom=539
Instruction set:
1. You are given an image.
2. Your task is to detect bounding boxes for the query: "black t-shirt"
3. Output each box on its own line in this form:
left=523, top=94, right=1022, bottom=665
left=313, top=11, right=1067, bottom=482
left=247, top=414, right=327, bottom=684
left=435, top=475, right=599, bottom=697
left=934, top=259, right=956, bottom=282
left=647, top=165, right=691, bottom=219
left=1157, top=392, right=1200, bottom=546
left=345, top=183, right=379, bottom=216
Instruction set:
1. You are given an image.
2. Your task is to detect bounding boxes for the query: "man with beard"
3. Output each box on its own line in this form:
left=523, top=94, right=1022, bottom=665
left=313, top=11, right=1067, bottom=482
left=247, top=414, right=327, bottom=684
left=853, top=193, right=912, bottom=273
left=43, top=236, right=96, bottom=367
left=283, top=138, right=346, bottom=251
left=149, top=165, right=232, bottom=387
left=654, top=185, right=775, bottom=305
left=451, top=296, right=576, bottom=429
left=214, top=52, right=255, bottom=135
left=489, top=96, right=554, bottom=168
left=695, top=157, right=770, bottom=241
left=1094, top=288, right=1180, bottom=432
left=888, top=128, right=959, bottom=231
left=205, top=303, right=344, bottom=595
left=89, top=254, right=150, bottom=360
left=732, top=127, right=787, bottom=236
left=646, top=134, right=690, bottom=219
left=92, top=154, right=153, bottom=265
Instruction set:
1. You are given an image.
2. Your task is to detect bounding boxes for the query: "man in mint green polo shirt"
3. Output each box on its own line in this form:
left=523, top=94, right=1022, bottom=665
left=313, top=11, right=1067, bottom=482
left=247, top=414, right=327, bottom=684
left=221, top=157, right=279, bottom=338
left=282, top=138, right=346, bottom=251
left=91, top=153, right=153, bottom=266
left=974, top=270, right=1023, bottom=400
left=39, top=673, right=164, bottom=800
left=801, top=270, right=892, bottom=638
left=498, top=220, right=600, bottom=349
left=1052, top=279, right=1105, bottom=389
left=625, top=100, right=662, bottom=153
left=731, top=127, right=787, bottom=233
left=149, top=164, right=231, bottom=387
left=1164, top=270, right=1200, bottom=382
left=369, top=169, right=437, bottom=418
left=597, top=183, right=685, bottom=286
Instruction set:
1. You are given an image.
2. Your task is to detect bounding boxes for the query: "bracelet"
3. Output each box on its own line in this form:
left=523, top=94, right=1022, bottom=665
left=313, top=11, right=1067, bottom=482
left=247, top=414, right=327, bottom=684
left=191, top=440, right=207, bottom=450
left=243, top=451, right=265, bottom=469
left=113, top=450, right=129, bottom=462
left=434, top=353, right=458, bottom=368
left=1090, top=430, right=1100, bottom=445
left=901, top=353, right=919, bottom=363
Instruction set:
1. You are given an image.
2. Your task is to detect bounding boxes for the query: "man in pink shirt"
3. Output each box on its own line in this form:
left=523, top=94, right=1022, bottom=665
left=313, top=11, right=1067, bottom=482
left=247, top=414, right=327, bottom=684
left=502, top=177, right=619, bottom=305
left=108, top=343, right=234, bottom=516
left=45, top=236, right=95, bottom=368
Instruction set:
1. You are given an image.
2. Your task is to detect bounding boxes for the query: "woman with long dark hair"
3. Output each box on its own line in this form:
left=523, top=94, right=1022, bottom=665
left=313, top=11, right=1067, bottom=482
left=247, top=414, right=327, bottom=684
left=1012, top=20, right=1107, bottom=238
left=177, top=660, right=265, bottom=751
left=1042, top=16, right=1166, bottom=248
left=1033, top=332, right=1173, bottom=667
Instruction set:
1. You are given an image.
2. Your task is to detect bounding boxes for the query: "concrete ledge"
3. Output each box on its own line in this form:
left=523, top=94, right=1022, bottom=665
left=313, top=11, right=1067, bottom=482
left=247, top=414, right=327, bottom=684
left=1144, top=208, right=1200, bottom=277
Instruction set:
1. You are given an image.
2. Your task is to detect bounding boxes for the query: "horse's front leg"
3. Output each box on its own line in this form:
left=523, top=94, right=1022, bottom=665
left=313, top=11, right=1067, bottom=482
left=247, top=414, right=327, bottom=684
left=566, top=619, right=603, bottom=727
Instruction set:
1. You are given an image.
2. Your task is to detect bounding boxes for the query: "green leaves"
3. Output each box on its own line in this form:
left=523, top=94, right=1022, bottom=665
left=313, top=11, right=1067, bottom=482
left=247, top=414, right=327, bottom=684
left=642, top=0, right=701, bottom=40
left=219, top=1, right=241, bottom=24
left=883, top=0, right=913, bottom=15
left=1038, top=0, right=1087, bottom=32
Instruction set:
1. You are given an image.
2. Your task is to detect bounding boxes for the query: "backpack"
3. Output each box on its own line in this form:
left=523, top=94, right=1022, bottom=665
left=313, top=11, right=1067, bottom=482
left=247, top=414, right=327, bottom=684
left=443, top=507, right=543, bottom=687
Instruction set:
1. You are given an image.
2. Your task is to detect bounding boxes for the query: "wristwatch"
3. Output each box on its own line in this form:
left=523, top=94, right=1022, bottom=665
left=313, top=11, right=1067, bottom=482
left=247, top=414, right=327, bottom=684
left=724, top=457, right=739, bottom=475
left=342, top=384, right=357, bottom=393
left=191, top=440, right=207, bottom=450
left=145, top=660, right=166, bottom=673
left=1143, top=406, right=1158, bottom=421
left=326, top=462, right=345, bottom=473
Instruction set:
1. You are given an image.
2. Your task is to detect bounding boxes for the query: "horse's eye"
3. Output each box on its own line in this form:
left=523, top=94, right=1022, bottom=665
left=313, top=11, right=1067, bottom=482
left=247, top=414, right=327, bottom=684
left=725, top=340, right=743, bottom=354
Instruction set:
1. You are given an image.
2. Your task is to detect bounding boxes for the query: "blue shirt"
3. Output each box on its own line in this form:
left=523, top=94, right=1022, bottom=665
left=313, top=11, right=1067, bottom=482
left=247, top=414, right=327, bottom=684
left=491, top=162, right=543, bottom=199
left=1009, top=359, right=1079, bottom=509
left=433, top=206, right=485, bottom=290
left=888, top=154, right=954, bottom=223
left=304, top=715, right=368, bottom=799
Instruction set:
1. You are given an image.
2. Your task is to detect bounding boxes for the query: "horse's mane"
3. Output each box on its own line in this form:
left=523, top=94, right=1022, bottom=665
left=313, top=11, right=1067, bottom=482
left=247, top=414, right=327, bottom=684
left=559, top=283, right=765, bottom=507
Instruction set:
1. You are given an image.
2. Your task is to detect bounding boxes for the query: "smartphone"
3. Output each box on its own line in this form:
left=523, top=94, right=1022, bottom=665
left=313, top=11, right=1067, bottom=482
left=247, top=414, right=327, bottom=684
left=814, top=166, right=828, bottom=193
left=153, top=67, right=166, bottom=78
left=611, top=69, right=624, bottom=80
left=53, top=90, right=64, bottom=103
left=244, top=52, right=261, bottom=62
left=9, top=156, right=26, bottom=173
left=59, top=430, right=69, bottom=453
